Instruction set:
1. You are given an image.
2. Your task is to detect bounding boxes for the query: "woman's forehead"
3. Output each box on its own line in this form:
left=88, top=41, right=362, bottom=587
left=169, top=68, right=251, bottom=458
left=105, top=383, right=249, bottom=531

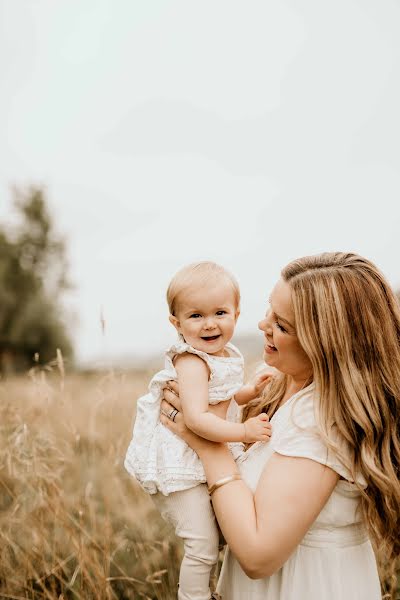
left=269, top=279, right=294, bottom=322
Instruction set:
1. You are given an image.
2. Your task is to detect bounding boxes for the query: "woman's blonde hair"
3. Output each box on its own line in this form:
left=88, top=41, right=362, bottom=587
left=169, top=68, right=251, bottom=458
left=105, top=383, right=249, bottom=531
left=166, top=261, right=240, bottom=316
left=244, top=252, right=400, bottom=565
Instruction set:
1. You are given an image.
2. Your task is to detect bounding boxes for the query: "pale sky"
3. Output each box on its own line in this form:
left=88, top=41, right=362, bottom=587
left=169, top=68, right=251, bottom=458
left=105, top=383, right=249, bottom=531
left=1, top=1, right=400, bottom=366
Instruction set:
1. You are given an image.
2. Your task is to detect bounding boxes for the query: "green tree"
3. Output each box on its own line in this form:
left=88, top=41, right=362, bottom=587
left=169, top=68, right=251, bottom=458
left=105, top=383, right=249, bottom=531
left=0, top=186, right=73, bottom=373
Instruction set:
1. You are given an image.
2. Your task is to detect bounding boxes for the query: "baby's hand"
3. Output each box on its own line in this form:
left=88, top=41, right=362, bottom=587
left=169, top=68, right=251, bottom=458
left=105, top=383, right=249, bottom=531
left=243, top=413, right=271, bottom=443
left=252, top=372, right=273, bottom=396
left=235, top=372, right=273, bottom=406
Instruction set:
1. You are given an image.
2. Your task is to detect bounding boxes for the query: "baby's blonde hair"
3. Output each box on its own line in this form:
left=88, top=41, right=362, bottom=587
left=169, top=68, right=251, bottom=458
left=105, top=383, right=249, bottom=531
left=166, top=261, right=240, bottom=316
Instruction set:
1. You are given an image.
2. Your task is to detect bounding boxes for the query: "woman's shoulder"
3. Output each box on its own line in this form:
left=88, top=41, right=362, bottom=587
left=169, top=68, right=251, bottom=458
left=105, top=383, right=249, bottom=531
left=271, top=384, right=316, bottom=430
left=272, top=386, right=366, bottom=486
left=288, top=384, right=318, bottom=428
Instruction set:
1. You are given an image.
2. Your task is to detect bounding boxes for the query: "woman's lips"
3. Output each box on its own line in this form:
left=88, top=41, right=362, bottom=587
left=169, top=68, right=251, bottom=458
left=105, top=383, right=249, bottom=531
left=264, top=343, right=277, bottom=354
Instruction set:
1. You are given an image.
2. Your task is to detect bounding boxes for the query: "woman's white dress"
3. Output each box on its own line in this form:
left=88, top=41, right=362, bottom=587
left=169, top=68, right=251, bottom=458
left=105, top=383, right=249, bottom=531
left=216, top=385, right=382, bottom=600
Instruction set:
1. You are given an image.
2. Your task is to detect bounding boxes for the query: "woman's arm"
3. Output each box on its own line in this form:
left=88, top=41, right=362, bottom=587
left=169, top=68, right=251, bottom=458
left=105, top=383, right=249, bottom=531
left=161, top=392, right=339, bottom=579
left=206, top=447, right=338, bottom=578
left=174, top=354, right=271, bottom=443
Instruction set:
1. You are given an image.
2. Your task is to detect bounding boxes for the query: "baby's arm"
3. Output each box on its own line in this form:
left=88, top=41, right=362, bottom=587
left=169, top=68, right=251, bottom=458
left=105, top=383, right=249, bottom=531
left=235, top=372, right=273, bottom=406
left=174, top=353, right=270, bottom=443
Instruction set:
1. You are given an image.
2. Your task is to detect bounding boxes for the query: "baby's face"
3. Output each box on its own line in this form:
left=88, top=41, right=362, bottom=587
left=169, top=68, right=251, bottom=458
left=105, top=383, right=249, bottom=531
left=170, top=282, right=239, bottom=356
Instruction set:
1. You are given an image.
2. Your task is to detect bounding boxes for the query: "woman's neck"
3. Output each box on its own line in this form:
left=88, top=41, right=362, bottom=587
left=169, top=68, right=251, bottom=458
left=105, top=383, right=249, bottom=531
left=281, top=374, right=312, bottom=405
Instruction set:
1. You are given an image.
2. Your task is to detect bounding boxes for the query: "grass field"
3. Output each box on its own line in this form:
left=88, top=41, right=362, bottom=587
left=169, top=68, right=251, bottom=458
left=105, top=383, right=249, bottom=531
left=0, top=367, right=398, bottom=599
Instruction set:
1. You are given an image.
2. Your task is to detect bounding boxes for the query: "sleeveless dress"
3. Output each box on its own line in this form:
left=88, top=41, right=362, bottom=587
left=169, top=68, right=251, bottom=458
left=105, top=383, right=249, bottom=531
left=216, top=384, right=382, bottom=600
left=124, top=340, right=244, bottom=496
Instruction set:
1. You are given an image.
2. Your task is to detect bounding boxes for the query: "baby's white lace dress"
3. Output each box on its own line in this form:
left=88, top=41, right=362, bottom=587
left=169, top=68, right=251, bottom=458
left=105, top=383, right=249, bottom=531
left=124, top=340, right=244, bottom=495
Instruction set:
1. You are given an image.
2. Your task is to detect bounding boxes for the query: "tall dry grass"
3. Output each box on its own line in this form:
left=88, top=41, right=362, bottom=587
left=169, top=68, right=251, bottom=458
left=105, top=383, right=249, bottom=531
left=0, top=366, right=398, bottom=599
left=0, top=367, right=182, bottom=599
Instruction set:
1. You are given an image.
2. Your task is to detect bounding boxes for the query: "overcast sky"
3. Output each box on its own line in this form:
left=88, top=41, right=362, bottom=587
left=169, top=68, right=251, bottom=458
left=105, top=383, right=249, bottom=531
left=1, top=1, right=400, bottom=366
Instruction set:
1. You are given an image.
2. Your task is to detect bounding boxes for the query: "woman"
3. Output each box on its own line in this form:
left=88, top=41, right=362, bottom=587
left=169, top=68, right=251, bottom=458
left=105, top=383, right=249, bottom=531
left=160, top=252, right=400, bottom=600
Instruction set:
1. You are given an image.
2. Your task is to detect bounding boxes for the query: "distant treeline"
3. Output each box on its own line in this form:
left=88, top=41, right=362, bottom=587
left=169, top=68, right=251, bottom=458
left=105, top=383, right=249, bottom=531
left=0, top=186, right=73, bottom=373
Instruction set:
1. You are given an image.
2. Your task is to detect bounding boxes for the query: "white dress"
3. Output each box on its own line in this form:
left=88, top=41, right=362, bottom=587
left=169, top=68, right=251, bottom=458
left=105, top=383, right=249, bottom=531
left=124, top=340, right=244, bottom=495
left=216, top=385, right=382, bottom=600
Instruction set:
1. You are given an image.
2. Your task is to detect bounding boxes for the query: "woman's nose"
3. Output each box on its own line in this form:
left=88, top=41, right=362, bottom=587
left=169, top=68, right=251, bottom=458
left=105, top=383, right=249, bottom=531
left=258, top=317, right=267, bottom=331
left=258, top=314, right=271, bottom=334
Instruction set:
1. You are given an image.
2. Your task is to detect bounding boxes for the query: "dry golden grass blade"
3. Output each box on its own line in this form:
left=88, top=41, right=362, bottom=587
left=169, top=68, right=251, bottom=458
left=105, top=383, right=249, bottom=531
left=0, top=594, right=35, bottom=600
left=100, top=306, right=106, bottom=336
left=56, top=349, right=65, bottom=391
left=68, top=565, right=80, bottom=587
left=105, top=576, right=147, bottom=584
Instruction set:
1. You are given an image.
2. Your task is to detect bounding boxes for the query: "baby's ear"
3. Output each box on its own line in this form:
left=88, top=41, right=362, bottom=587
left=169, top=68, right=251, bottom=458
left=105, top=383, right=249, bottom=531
left=169, top=314, right=181, bottom=332
left=235, top=307, right=241, bottom=322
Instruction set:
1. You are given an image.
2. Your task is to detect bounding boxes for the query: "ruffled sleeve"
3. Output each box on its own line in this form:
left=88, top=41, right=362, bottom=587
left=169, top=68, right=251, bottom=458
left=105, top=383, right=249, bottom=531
left=165, top=340, right=215, bottom=379
left=272, top=390, right=367, bottom=487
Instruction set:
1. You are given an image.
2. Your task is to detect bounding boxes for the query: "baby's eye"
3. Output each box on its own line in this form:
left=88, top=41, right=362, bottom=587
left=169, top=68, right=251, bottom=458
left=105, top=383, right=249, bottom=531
left=189, top=313, right=201, bottom=319
left=216, top=310, right=227, bottom=316
left=275, top=321, right=287, bottom=333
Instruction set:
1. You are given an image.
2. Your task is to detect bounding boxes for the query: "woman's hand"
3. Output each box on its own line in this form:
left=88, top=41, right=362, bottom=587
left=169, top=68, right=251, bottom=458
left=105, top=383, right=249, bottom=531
left=163, top=380, right=230, bottom=419
left=160, top=397, right=190, bottom=439
left=160, top=398, right=216, bottom=454
left=163, top=380, right=183, bottom=411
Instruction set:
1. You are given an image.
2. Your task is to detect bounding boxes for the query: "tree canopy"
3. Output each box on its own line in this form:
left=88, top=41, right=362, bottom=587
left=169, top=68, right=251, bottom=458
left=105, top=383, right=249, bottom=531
left=0, top=187, right=73, bottom=373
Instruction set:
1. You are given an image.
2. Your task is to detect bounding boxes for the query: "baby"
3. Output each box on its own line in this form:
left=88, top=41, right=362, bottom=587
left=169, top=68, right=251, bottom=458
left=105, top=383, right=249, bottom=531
left=124, top=261, right=271, bottom=600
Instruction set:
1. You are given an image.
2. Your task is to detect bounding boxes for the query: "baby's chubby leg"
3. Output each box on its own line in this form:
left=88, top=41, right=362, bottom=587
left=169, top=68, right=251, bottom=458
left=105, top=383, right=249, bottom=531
left=152, top=484, right=219, bottom=600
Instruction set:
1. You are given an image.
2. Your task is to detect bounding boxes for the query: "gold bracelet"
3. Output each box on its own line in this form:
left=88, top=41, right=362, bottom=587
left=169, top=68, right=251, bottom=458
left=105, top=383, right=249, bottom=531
left=243, top=422, right=248, bottom=443
left=207, top=473, right=242, bottom=496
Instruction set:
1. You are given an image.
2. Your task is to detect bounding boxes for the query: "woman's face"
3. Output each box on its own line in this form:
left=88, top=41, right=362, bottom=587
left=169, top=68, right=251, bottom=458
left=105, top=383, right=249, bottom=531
left=258, top=278, right=313, bottom=381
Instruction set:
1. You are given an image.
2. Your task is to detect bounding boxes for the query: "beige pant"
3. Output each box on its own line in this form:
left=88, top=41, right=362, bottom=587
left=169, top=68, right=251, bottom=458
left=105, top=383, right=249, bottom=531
left=152, top=484, right=220, bottom=600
